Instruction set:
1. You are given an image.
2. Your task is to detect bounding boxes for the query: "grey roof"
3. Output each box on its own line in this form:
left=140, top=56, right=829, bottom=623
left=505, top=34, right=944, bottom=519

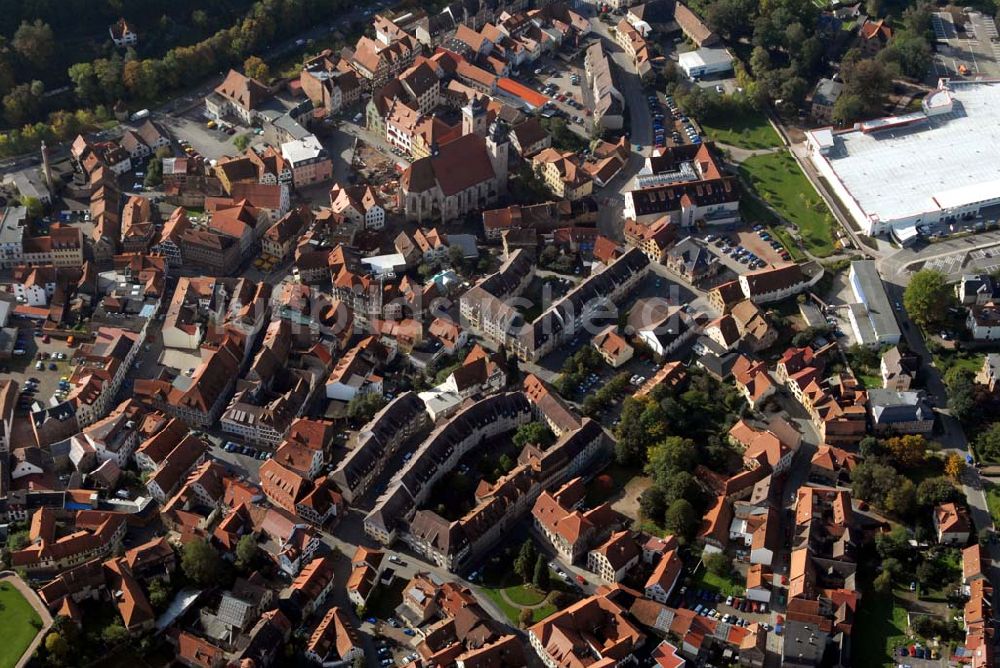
left=868, top=389, right=933, bottom=425
left=849, top=260, right=901, bottom=343
left=813, top=78, right=844, bottom=107
left=331, top=392, right=428, bottom=494
left=0, top=206, right=26, bottom=245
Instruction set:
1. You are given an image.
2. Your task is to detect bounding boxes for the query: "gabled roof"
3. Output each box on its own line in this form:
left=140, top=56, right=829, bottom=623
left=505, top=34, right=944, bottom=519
left=215, top=69, right=270, bottom=112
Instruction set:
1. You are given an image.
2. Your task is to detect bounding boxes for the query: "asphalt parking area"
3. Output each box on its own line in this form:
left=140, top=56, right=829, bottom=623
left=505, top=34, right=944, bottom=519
left=157, top=110, right=257, bottom=162
left=930, top=10, right=1000, bottom=80
left=4, top=323, right=78, bottom=413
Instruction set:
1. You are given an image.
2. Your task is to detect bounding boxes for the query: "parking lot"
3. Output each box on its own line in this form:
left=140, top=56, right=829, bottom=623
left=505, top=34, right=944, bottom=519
left=701, top=226, right=792, bottom=275
left=4, top=321, right=79, bottom=416
left=156, top=109, right=257, bottom=162
left=654, top=93, right=704, bottom=150
left=677, top=587, right=775, bottom=631
left=535, top=61, right=591, bottom=133
left=930, top=10, right=1000, bottom=80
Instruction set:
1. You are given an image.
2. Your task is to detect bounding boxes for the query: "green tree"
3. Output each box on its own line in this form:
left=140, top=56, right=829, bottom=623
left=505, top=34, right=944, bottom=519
left=45, top=631, right=69, bottom=664
left=448, top=245, right=466, bottom=272
left=873, top=569, right=893, bottom=595
left=233, top=133, right=252, bottom=151
left=704, top=552, right=731, bottom=577
left=518, top=607, right=533, bottom=627
left=875, top=525, right=913, bottom=562
left=532, top=553, right=549, bottom=590
left=95, top=54, right=126, bottom=102
left=916, top=476, right=960, bottom=508
left=513, top=422, right=554, bottom=448
left=13, top=20, right=54, bottom=71
left=832, top=93, right=868, bottom=125
left=235, top=534, right=259, bottom=571
left=145, top=156, right=164, bottom=188
left=851, top=460, right=900, bottom=507
left=148, top=579, right=171, bottom=611
left=181, top=538, right=222, bottom=586
left=497, top=453, right=515, bottom=474
left=975, top=422, right=1000, bottom=461
left=347, top=393, right=387, bottom=423
left=946, top=367, right=977, bottom=425
left=884, top=478, right=917, bottom=520
left=68, top=62, right=101, bottom=106
left=243, top=55, right=270, bottom=81
left=101, top=622, right=129, bottom=646
left=903, top=269, right=955, bottom=327
left=859, top=436, right=880, bottom=458
left=645, top=437, right=697, bottom=487
left=7, top=528, right=29, bottom=550
left=639, top=486, right=667, bottom=526
left=664, top=499, right=698, bottom=540
left=514, top=540, right=537, bottom=583
left=3, top=80, right=44, bottom=127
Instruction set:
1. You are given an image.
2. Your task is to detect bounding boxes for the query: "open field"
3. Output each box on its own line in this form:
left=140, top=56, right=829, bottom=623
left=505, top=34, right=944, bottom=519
left=699, top=111, right=781, bottom=150
left=854, top=589, right=910, bottom=668
left=0, top=581, right=43, bottom=668
left=739, top=151, right=837, bottom=257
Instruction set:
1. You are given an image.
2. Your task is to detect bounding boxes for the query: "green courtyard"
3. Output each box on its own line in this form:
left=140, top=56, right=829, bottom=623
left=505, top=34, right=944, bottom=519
left=699, top=110, right=782, bottom=150
left=739, top=150, right=838, bottom=257
left=854, top=589, right=910, bottom=668
left=0, top=581, right=43, bottom=668
left=479, top=574, right=558, bottom=625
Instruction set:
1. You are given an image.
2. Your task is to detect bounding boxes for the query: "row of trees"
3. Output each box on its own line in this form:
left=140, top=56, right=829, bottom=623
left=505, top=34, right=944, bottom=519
left=0, top=0, right=335, bottom=155
left=850, top=435, right=965, bottom=523
left=67, top=0, right=329, bottom=110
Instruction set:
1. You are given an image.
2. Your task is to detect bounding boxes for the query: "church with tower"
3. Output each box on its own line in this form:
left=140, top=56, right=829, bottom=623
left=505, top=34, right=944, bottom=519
left=399, top=95, right=510, bottom=223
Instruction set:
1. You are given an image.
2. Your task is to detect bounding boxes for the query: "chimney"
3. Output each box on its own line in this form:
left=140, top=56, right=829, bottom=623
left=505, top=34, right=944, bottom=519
left=41, top=141, right=54, bottom=195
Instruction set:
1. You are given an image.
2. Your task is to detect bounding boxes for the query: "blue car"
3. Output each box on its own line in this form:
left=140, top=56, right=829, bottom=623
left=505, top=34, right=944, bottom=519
left=366, top=617, right=377, bottom=624
left=403, top=629, right=415, bottom=636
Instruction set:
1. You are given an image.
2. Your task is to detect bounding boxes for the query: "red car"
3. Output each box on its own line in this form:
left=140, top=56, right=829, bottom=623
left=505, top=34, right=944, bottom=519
left=576, top=575, right=585, bottom=584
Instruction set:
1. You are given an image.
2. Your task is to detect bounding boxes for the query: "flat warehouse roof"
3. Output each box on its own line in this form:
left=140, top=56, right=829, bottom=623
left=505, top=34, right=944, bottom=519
left=810, top=81, right=1000, bottom=224
left=851, top=260, right=901, bottom=341
left=678, top=47, right=733, bottom=68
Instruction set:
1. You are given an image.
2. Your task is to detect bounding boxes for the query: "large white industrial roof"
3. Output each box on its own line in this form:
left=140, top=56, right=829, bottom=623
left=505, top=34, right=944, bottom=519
left=809, top=81, right=1000, bottom=224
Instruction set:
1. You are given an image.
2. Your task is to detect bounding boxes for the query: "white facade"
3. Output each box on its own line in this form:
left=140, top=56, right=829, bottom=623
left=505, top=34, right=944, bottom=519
left=678, top=48, right=734, bottom=78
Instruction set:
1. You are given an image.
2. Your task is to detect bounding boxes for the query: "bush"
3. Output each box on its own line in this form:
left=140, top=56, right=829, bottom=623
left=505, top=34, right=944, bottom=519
left=704, top=552, right=731, bottom=577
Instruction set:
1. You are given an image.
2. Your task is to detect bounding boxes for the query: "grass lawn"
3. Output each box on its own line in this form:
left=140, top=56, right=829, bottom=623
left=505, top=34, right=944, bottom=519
left=480, top=584, right=556, bottom=625
left=0, top=581, right=43, bottom=668
left=985, top=481, right=1000, bottom=525
left=854, top=589, right=910, bottom=667
left=505, top=583, right=547, bottom=607
left=739, top=151, right=837, bottom=257
left=859, top=373, right=883, bottom=390
left=932, top=350, right=982, bottom=377
left=691, top=566, right=745, bottom=597
left=699, top=110, right=782, bottom=150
